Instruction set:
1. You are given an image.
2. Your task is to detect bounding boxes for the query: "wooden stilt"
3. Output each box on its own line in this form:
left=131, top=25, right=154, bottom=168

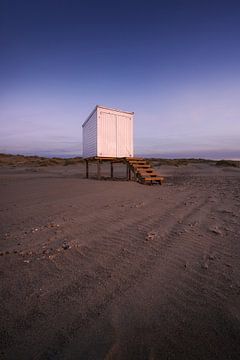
left=110, top=162, right=113, bottom=179
left=97, top=160, right=101, bottom=180
left=83, top=157, right=164, bottom=185
left=85, top=160, right=89, bottom=179
left=126, top=164, right=131, bottom=180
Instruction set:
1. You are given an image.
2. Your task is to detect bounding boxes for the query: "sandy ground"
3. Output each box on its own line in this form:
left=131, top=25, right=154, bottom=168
left=0, top=162, right=240, bottom=360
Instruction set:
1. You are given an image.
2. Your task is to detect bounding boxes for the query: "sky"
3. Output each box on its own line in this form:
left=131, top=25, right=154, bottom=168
left=1, top=0, right=240, bottom=158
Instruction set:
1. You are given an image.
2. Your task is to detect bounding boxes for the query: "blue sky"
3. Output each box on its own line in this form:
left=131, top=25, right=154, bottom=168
left=1, top=0, right=240, bottom=158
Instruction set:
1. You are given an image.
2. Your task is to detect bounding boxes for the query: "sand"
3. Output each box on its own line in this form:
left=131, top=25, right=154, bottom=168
left=0, top=162, right=240, bottom=359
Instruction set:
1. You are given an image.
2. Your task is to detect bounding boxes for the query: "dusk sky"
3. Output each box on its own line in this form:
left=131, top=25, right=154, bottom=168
left=1, top=0, right=240, bottom=158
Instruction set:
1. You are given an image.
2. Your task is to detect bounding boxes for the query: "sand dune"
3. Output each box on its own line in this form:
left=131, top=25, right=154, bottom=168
left=0, top=162, right=240, bottom=359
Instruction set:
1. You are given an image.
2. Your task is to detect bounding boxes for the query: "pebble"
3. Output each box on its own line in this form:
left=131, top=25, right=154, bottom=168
left=201, top=262, right=209, bottom=270
left=210, top=227, right=222, bottom=235
left=62, top=243, right=70, bottom=250
left=145, top=231, right=157, bottom=241
left=224, top=263, right=231, bottom=268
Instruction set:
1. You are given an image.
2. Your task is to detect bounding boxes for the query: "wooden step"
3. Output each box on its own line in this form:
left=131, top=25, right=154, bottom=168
left=128, top=160, right=147, bottom=162
left=127, top=158, right=146, bottom=162
left=126, top=158, right=144, bottom=161
left=126, top=158, right=164, bottom=185
left=128, top=160, right=147, bottom=163
left=129, top=162, right=147, bottom=166
left=138, top=171, right=159, bottom=176
left=132, top=164, right=150, bottom=167
left=137, top=171, right=157, bottom=175
left=134, top=165, right=151, bottom=169
left=143, top=177, right=164, bottom=181
left=137, top=169, right=155, bottom=173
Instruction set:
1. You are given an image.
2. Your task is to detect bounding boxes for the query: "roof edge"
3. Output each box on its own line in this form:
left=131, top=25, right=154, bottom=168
left=82, top=105, right=134, bottom=127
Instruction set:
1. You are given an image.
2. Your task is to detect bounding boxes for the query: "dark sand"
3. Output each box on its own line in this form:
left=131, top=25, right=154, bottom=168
left=0, top=162, right=240, bottom=359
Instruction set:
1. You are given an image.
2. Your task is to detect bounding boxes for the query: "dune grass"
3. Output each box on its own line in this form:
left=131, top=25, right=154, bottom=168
left=0, top=153, right=239, bottom=168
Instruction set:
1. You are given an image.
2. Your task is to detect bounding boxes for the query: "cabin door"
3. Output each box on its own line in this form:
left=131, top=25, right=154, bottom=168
left=99, top=111, right=132, bottom=157
left=99, top=111, right=117, bottom=157
left=116, top=115, right=132, bottom=157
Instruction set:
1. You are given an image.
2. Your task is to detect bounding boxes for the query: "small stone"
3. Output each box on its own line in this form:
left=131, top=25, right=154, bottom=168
left=62, top=243, right=70, bottom=250
left=224, top=263, right=231, bottom=268
left=145, top=231, right=157, bottom=241
left=23, top=260, right=30, bottom=263
left=210, top=227, right=222, bottom=235
left=135, top=202, right=144, bottom=208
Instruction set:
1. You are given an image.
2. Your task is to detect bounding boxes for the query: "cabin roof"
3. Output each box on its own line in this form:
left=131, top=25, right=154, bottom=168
left=82, top=105, right=134, bottom=127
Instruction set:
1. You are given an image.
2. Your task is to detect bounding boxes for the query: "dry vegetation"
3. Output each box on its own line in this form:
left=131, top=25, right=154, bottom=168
left=0, top=153, right=84, bottom=167
left=148, top=158, right=215, bottom=167
left=215, top=159, right=240, bottom=168
left=0, top=153, right=239, bottom=168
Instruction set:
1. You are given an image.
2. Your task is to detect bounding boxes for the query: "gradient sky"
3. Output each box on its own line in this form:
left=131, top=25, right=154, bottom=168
left=1, top=0, right=240, bottom=158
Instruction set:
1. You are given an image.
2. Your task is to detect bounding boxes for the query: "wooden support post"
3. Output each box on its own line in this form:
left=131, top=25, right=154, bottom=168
left=126, top=164, right=131, bottom=180
left=129, top=167, right=132, bottom=180
left=85, top=160, right=89, bottom=179
left=110, top=162, right=113, bottom=179
left=134, top=169, right=137, bottom=181
left=97, top=160, right=101, bottom=180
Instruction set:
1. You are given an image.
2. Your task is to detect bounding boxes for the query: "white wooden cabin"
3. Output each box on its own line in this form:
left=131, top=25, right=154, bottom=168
left=82, top=105, right=134, bottom=158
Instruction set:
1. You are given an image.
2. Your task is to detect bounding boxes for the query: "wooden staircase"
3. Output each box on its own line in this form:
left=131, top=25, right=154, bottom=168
left=126, top=158, right=164, bottom=185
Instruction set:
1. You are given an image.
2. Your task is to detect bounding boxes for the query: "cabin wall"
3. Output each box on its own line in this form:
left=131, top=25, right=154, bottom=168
left=82, top=110, right=97, bottom=158
left=98, top=108, right=133, bottom=158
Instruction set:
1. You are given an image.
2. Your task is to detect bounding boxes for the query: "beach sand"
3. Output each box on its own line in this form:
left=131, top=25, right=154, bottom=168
left=0, top=162, right=240, bottom=359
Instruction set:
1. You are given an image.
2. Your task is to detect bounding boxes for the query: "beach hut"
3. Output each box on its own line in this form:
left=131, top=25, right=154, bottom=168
left=82, top=105, right=134, bottom=158
left=82, top=105, right=163, bottom=184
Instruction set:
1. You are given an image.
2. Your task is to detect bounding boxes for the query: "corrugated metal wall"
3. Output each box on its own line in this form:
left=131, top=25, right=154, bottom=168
left=82, top=110, right=97, bottom=158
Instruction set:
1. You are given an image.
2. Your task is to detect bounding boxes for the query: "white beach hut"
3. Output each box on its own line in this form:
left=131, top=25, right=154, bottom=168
left=82, top=105, right=134, bottom=158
